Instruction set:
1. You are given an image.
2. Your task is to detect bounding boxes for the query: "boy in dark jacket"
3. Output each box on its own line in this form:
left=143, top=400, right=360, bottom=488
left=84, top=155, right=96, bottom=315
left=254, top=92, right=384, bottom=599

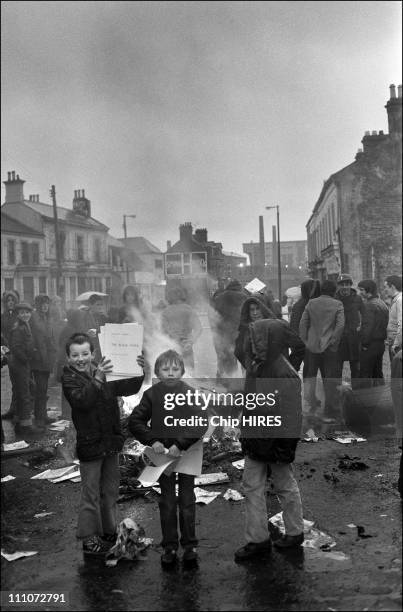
left=235, top=319, right=304, bottom=562
left=8, top=302, right=41, bottom=437
left=62, top=333, right=144, bottom=556
left=128, top=350, right=200, bottom=567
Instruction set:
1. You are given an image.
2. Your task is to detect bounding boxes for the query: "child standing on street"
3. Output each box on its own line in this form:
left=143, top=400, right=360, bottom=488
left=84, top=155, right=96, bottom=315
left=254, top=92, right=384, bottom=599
left=62, top=333, right=144, bottom=556
left=128, top=350, right=200, bottom=567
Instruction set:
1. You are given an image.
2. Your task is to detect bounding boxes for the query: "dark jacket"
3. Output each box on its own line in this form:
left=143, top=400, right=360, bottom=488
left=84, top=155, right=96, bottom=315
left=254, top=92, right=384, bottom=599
left=335, top=289, right=365, bottom=361
left=30, top=311, right=57, bottom=371
left=1, top=290, right=19, bottom=345
left=289, top=279, right=321, bottom=334
left=235, top=295, right=276, bottom=368
left=128, top=380, right=199, bottom=451
left=241, top=319, right=302, bottom=464
left=212, top=284, right=248, bottom=336
left=9, top=319, right=36, bottom=364
left=62, top=364, right=144, bottom=462
left=360, top=296, right=389, bottom=347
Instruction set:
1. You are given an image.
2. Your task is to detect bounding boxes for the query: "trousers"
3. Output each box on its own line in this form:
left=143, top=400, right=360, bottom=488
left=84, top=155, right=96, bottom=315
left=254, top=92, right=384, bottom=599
left=158, top=472, right=198, bottom=550
left=32, top=370, right=50, bottom=422
left=77, top=454, right=120, bottom=539
left=242, top=456, right=304, bottom=543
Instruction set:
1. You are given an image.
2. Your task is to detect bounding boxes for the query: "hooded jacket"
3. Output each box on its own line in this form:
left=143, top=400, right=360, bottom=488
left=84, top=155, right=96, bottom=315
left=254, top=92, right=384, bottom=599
left=241, top=319, right=302, bottom=464
left=289, top=279, right=321, bottom=334
left=212, top=281, right=248, bottom=337
left=1, top=290, right=19, bottom=345
left=62, top=364, right=144, bottom=462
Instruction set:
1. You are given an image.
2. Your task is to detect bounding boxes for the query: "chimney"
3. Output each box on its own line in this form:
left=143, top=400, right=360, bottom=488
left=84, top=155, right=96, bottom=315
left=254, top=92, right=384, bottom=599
left=73, top=188, right=91, bottom=217
left=194, top=228, right=208, bottom=244
left=167, top=240, right=172, bottom=251
left=258, top=216, right=265, bottom=267
left=3, top=170, right=25, bottom=203
left=179, top=222, right=193, bottom=244
left=386, top=83, right=402, bottom=136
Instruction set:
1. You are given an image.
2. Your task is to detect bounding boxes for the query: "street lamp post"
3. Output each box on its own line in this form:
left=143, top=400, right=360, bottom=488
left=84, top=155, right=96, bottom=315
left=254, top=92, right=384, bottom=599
left=266, top=205, right=282, bottom=300
left=123, top=214, right=136, bottom=283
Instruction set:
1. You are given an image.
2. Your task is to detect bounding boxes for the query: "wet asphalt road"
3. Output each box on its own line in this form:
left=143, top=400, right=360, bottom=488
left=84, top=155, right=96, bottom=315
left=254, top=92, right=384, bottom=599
left=1, top=315, right=402, bottom=611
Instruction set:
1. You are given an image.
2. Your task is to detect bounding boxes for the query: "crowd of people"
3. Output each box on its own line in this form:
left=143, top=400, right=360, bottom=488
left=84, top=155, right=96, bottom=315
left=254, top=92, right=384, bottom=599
left=1, top=272, right=402, bottom=564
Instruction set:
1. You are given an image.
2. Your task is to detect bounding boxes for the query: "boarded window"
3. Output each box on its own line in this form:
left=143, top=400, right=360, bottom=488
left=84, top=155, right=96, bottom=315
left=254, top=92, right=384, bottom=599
left=7, top=240, right=16, bottom=265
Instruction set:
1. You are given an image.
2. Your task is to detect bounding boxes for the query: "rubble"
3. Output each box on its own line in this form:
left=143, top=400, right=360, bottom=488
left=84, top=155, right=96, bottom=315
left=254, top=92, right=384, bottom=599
left=223, top=488, right=244, bottom=501
left=338, top=455, right=369, bottom=471
left=105, top=518, right=152, bottom=567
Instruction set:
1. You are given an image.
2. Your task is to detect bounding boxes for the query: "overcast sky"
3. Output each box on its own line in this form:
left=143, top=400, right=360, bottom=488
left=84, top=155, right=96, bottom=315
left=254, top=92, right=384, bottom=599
left=1, top=1, right=401, bottom=254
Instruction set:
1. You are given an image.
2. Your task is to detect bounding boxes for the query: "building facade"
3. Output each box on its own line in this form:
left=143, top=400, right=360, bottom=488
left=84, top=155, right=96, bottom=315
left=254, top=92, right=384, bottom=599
left=307, top=84, right=402, bottom=284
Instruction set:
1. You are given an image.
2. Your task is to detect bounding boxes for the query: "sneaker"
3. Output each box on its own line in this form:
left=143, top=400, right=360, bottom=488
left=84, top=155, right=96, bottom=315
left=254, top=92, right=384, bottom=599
left=274, top=533, right=304, bottom=549
left=234, top=539, right=272, bottom=562
left=161, top=548, right=177, bottom=566
left=83, top=535, right=111, bottom=556
left=183, top=547, right=198, bottom=564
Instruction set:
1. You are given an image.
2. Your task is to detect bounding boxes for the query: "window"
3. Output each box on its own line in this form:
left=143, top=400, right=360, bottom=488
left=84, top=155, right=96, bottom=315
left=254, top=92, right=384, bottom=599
left=78, top=276, right=87, bottom=294
left=59, top=232, right=66, bottom=260
left=76, top=235, right=84, bottom=261
left=155, top=259, right=163, bottom=269
left=94, top=238, right=101, bottom=263
left=69, top=276, right=76, bottom=300
left=4, top=278, right=14, bottom=291
left=31, top=243, right=39, bottom=265
left=93, top=278, right=102, bottom=292
left=105, top=277, right=111, bottom=295
left=21, top=242, right=29, bottom=265
left=22, top=277, right=34, bottom=304
left=39, top=277, right=47, bottom=294
left=7, top=240, right=16, bottom=265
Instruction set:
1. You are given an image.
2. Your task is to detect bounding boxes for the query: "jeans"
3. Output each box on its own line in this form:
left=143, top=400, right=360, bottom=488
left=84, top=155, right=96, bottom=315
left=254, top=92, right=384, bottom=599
left=359, top=341, right=385, bottom=388
left=32, top=370, right=50, bottom=422
left=158, top=472, right=197, bottom=550
left=77, top=454, right=120, bottom=539
left=242, top=456, right=304, bottom=543
left=304, top=348, right=339, bottom=415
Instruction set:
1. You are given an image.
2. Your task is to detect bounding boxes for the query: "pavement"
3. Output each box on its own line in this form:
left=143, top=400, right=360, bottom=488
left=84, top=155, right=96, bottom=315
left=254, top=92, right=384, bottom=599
left=1, top=316, right=402, bottom=611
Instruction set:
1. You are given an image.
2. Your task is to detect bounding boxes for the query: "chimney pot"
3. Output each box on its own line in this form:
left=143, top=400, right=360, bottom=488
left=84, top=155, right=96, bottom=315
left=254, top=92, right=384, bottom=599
left=365, top=131, right=370, bottom=136
left=16, top=174, right=19, bottom=180
left=371, top=131, right=377, bottom=135
left=398, top=85, right=402, bottom=98
left=358, top=148, right=363, bottom=153
left=379, top=130, right=384, bottom=135
left=11, top=171, right=15, bottom=181
left=7, top=172, right=11, bottom=181
left=82, top=189, right=85, bottom=197
left=389, top=84, right=396, bottom=99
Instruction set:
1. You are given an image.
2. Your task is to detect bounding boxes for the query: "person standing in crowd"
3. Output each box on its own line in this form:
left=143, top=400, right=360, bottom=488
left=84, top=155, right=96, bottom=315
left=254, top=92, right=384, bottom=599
left=8, top=303, right=42, bottom=436
left=129, top=350, right=200, bottom=567
left=357, top=280, right=389, bottom=387
left=234, top=319, right=304, bottom=561
left=62, top=333, right=144, bottom=556
left=299, top=280, right=345, bottom=420
left=235, top=294, right=276, bottom=370
left=210, top=279, right=248, bottom=378
left=30, top=294, right=57, bottom=428
left=81, top=294, right=109, bottom=361
left=384, top=275, right=402, bottom=360
left=1, top=290, right=19, bottom=421
left=335, top=274, right=364, bottom=390
left=161, top=287, right=202, bottom=374
left=118, top=285, right=152, bottom=380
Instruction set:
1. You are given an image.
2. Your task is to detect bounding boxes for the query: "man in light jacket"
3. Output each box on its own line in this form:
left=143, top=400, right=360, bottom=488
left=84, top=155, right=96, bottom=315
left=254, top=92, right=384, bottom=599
left=299, top=279, right=344, bottom=420
left=384, top=275, right=402, bottom=361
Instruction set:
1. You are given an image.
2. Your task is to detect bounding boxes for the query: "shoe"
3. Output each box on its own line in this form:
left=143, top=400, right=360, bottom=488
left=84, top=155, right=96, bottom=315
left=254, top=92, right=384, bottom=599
left=161, top=548, right=177, bottom=566
left=1, top=410, right=15, bottom=420
left=274, top=533, right=304, bottom=549
left=14, top=424, right=44, bottom=437
left=234, top=539, right=272, bottom=561
left=101, top=533, right=117, bottom=545
left=83, top=535, right=111, bottom=556
left=183, top=547, right=198, bottom=564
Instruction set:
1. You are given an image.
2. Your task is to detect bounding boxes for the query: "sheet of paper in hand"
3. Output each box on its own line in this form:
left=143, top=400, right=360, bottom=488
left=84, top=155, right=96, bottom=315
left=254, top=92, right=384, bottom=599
left=99, top=323, right=143, bottom=380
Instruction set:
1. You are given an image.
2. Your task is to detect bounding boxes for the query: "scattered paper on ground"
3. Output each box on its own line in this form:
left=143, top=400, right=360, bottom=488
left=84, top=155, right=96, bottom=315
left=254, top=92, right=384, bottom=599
left=31, top=465, right=77, bottom=481
left=231, top=459, right=245, bottom=470
left=3, top=441, right=29, bottom=451
left=194, top=487, right=221, bottom=505
left=1, top=475, right=16, bottom=482
left=48, top=420, right=71, bottom=431
left=34, top=512, right=54, bottom=518
left=50, top=469, right=81, bottom=483
left=269, top=512, right=314, bottom=535
left=347, top=523, right=356, bottom=528
left=223, top=488, right=244, bottom=501
left=1, top=550, right=38, bottom=562
left=195, top=473, right=230, bottom=486
left=332, top=431, right=366, bottom=444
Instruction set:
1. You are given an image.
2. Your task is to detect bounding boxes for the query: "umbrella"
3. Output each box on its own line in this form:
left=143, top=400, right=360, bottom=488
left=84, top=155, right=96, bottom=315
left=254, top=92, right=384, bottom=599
left=75, top=291, right=108, bottom=302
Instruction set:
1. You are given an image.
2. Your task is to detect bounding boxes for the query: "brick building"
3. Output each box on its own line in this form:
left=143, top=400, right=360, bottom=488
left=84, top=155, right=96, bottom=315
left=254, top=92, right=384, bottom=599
left=307, top=84, right=402, bottom=284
